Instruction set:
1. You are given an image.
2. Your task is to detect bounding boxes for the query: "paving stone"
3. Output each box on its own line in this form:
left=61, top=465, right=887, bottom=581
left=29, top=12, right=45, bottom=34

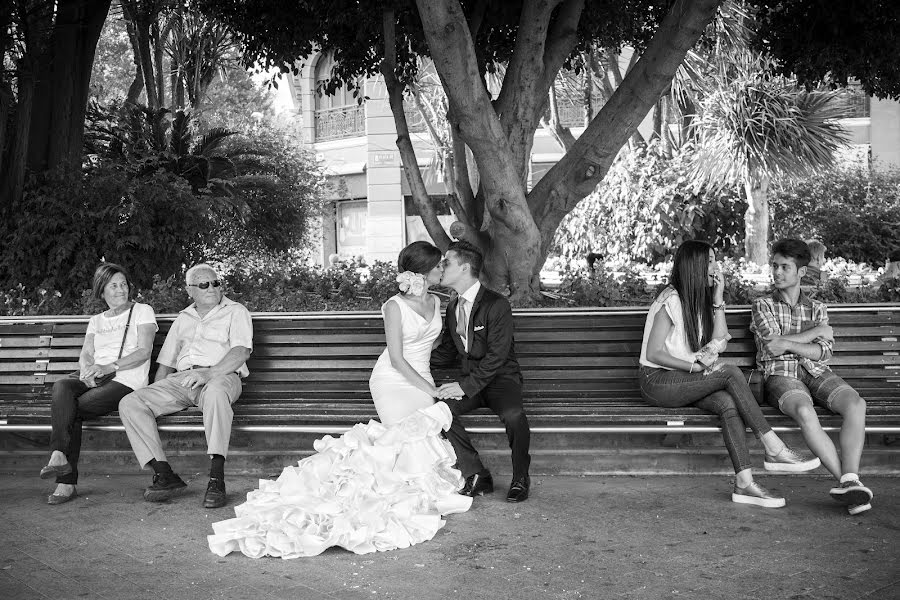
left=864, top=581, right=900, bottom=600
left=0, top=571, right=48, bottom=600
left=1, top=473, right=898, bottom=599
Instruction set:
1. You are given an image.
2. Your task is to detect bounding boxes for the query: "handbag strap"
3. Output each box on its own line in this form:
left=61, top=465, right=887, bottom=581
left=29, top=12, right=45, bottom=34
left=116, top=304, right=135, bottom=360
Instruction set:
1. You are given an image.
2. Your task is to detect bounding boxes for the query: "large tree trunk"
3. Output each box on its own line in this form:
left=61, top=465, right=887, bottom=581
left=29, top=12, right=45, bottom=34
left=1, top=71, right=36, bottom=211
left=416, top=0, right=719, bottom=301
left=26, top=0, right=112, bottom=174
left=415, top=0, right=583, bottom=301
left=0, top=80, right=13, bottom=180
left=0, top=2, right=48, bottom=212
left=416, top=0, right=719, bottom=302
left=743, top=175, right=770, bottom=266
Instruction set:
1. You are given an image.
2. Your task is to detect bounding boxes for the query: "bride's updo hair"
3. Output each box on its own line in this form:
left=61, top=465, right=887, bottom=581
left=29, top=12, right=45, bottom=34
left=398, top=241, right=442, bottom=275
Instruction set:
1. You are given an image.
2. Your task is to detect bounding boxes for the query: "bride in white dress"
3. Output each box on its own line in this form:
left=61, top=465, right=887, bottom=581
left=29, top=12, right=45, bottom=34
left=208, top=242, right=472, bottom=559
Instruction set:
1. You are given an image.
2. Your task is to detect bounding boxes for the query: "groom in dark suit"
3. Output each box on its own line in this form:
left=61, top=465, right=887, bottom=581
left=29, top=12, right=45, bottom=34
left=431, top=240, right=531, bottom=503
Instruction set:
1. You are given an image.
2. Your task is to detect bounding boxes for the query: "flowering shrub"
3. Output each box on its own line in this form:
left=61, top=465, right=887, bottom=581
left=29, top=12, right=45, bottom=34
left=0, top=285, right=69, bottom=317
left=2, top=256, right=897, bottom=316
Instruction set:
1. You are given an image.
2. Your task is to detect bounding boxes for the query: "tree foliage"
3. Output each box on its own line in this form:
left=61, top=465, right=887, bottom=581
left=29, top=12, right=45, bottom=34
left=750, top=0, right=900, bottom=100
left=690, top=54, right=849, bottom=188
left=0, top=166, right=208, bottom=294
left=770, top=166, right=900, bottom=265
left=552, top=140, right=746, bottom=264
left=0, top=102, right=325, bottom=294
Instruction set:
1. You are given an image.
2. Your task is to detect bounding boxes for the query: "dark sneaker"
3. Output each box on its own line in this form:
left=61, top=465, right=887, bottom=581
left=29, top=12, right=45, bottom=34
left=763, top=446, right=821, bottom=472
left=829, top=479, right=873, bottom=506
left=848, top=502, right=872, bottom=516
left=731, top=481, right=785, bottom=508
left=143, top=472, right=187, bottom=502
left=203, top=478, right=227, bottom=509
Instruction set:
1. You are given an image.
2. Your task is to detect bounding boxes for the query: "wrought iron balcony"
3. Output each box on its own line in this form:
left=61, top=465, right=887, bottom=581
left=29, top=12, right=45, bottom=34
left=315, top=105, right=366, bottom=141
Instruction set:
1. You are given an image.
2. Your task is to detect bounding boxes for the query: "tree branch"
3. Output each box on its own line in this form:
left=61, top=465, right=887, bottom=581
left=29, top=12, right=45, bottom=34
left=495, top=0, right=560, bottom=119
left=537, top=0, right=585, bottom=106
left=495, top=0, right=584, bottom=172
left=381, top=9, right=451, bottom=250
left=448, top=110, right=476, bottom=224
left=408, top=84, right=471, bottom=226
left=528, top=0, right=722, bottom=256
left=540, top=84, right=576, bottom=152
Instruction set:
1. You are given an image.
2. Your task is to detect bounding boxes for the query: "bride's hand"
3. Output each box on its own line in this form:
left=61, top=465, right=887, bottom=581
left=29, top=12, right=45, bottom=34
left=437, top=382, right=464, bottom=399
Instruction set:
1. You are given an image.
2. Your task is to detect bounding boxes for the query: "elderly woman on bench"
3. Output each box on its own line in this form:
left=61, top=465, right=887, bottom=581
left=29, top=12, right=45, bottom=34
left=41, top=263, right=157, bottom=505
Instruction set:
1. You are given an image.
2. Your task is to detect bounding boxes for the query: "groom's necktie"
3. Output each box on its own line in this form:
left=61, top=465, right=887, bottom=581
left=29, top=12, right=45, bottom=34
left=456, top=297, right=468, bottom=346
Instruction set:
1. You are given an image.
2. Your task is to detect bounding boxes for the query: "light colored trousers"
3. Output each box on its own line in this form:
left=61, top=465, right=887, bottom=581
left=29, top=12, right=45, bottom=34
left=118, top=373, right=242, bottom=467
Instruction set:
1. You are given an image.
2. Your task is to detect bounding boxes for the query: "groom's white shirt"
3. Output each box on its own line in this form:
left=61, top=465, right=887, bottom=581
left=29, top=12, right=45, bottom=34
left=457, top=280, right=481, bottom=352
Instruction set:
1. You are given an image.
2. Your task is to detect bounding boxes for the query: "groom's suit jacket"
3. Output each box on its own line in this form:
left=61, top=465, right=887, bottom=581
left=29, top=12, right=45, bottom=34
left=430, top=285, right=521, bottom=398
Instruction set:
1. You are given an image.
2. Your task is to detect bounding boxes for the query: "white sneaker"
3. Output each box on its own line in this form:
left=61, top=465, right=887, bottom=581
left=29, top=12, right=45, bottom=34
left=848, top=503, right=872, bottom=516
left=732, top=481, right=786, bottom=508
left=829, top=479, right=873, bottom=506
left=763, top=446, right=821, bottom=472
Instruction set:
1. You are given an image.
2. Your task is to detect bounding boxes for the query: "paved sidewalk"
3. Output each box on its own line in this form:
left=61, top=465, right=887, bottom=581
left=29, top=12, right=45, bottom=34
left=1, top=473, right=896, bottom=600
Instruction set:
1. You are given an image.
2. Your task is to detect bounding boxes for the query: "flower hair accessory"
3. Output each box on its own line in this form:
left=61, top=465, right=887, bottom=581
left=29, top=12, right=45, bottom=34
left=396, top=271, right=427, bottom=296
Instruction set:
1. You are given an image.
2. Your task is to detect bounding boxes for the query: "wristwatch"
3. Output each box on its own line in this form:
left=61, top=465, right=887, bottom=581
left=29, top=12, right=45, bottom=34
left=112, top=362, right=121, bottom=371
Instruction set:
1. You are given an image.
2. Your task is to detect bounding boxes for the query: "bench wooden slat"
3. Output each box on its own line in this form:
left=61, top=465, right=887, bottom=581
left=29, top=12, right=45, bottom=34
left=2, top=306, right=899, bottom=433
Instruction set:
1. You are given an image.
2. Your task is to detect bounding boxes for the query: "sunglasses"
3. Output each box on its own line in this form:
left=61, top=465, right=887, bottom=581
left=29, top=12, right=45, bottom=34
left=188, top=280, right=222, bottom=289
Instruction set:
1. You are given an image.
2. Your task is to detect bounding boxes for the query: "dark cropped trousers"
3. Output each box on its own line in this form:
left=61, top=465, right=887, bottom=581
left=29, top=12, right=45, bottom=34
left=50, top=375, right=132, bottom=484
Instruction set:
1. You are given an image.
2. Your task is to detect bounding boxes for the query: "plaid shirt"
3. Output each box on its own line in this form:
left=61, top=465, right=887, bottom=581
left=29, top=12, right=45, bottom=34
left=750, top=290, right=834, bottom=379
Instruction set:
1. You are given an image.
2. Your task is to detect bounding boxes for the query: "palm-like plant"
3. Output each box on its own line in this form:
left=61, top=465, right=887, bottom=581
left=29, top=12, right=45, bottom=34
left=688, top=49, right=849, bottom=264
left=86, top=105, right=280, bottom=220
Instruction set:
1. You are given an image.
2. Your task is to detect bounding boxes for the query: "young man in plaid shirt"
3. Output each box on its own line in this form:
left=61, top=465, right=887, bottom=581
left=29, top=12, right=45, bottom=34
left=750, top=239, right=873, bottom=515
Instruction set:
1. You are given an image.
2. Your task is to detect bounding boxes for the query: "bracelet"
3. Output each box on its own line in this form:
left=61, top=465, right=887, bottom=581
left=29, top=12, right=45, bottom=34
left=713, top=302, right=726, bottom=312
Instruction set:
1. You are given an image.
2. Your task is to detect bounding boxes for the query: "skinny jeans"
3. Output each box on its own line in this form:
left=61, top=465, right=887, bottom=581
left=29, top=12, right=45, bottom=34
left=50, top=375, right=133, bottom=484
left=639, top=364, right=773, bottom=473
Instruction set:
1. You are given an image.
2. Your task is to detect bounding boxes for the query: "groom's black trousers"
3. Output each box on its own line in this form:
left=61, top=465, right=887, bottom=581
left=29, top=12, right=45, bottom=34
left=445, top=373, right=531, bottom=481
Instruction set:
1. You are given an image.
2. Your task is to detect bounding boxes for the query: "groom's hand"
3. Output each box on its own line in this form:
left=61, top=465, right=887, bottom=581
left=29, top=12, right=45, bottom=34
left=437, top=382, right=464, bottom=399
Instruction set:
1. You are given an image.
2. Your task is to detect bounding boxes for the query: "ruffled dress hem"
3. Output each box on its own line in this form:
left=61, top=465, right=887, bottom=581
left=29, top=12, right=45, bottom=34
left=208, top=402, right=471, bottom=559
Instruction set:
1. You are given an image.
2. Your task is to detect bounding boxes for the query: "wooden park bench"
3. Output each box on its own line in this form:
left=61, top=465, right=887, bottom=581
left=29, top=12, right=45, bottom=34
left=1, top=304, right=898, bottom=438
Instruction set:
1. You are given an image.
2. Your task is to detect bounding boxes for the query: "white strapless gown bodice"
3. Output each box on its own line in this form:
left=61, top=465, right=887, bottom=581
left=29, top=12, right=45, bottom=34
left=369, top=295, right=443, bottom=424
left=208, top=294, right=471, bottom=559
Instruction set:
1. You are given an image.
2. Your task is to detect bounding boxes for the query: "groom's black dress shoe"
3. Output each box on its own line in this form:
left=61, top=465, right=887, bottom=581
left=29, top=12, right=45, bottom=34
left=506, top=476, right=530, bottom=503
left=460, top=471, right=494, bottom=497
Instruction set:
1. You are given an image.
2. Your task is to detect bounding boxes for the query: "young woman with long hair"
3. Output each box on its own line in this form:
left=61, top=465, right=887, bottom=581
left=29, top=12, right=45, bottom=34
left=639, top=240, right=820, bottom=507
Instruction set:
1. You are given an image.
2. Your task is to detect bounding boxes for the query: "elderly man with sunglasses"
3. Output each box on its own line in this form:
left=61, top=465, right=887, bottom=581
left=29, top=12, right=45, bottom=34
left=118, top=263, right=253, bottom=509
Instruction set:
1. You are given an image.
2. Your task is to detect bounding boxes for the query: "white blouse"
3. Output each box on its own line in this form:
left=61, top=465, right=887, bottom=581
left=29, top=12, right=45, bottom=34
left=639, top=288, right=701, bottom=369
left=86, top=303, right=158, bottom=390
